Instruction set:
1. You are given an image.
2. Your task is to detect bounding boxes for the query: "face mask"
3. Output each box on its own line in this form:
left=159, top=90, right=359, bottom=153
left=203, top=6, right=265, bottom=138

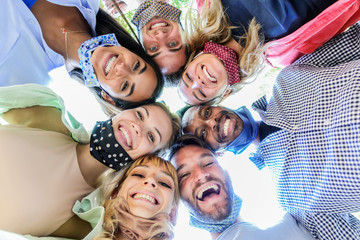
left=90, top=119, right=133, bottom=171
left=225, top=106, right=258, bottom=155
left=188, top=172, right=242, bottom=233
left=78, top=33, right=120, bottom=87
left=131, top=0, right=182, bottom=31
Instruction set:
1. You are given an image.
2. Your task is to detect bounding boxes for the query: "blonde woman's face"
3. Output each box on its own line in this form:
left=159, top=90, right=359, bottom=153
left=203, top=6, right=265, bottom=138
left=117, top=162, right=175, bottom=218
left=178, top=53, right=229, bottom=105
left=111, top=105, right=172, bottom=159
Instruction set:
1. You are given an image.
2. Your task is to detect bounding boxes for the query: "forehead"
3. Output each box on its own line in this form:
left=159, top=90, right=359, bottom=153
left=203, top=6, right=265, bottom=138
left=132, top=162, right=171, bottom=176
left=182, top=106, right=200, bottom=128
left=173, top=145, right=214, bottom=168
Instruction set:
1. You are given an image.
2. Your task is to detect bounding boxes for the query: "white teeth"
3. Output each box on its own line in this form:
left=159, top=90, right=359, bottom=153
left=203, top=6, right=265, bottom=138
left=151, top=22, right=167, bottom=29
left=133, top=193, right=156, bottom=204
left=119, top=127, right=131, bottom=146
left=105, top=56, right=117, bottom=75
left=197, top=184, right=219, bottom=199
left=223, top=119, right=230, bottom=137
left=203, top=66, right=217, bottom=82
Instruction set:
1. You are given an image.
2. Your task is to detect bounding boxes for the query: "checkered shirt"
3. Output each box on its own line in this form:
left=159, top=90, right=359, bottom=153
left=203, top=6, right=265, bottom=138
left=251, top=22, right=360, bottom=240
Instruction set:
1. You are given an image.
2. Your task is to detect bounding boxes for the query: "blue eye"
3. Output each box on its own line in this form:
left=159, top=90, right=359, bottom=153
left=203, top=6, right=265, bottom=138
left=150, top=46, right=158, bottom=52
left=169, top=42, right=177, bottom=47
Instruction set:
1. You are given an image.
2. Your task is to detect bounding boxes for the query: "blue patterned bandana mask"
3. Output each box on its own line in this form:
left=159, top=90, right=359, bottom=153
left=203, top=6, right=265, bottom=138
left=131, top=0, right=182, bottom=31
left=78, top=34, right=120, bottom=87
left=90, top=119, right=133, bottom=171
left=188, top=173, right=242, bottom=233
left=225, top=106, right=258, bottom=155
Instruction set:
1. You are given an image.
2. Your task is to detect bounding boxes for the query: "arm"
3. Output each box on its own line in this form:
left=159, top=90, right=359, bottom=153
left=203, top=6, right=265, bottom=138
left=2, top=106, right=71, bottom=136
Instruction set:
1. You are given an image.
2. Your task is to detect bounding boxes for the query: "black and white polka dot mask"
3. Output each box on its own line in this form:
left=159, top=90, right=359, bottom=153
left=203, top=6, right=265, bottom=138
left=90, top=119, right=133, bottom=171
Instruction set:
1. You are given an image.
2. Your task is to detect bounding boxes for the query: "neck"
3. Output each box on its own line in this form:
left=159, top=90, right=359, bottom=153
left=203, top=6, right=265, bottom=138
left=76, top=144, right=109, bottom=188
left=225, top=37, right=242, bottom=54
left=209, top=216, right=242, bottom=240
left=63, top=32, right=92, bottom=70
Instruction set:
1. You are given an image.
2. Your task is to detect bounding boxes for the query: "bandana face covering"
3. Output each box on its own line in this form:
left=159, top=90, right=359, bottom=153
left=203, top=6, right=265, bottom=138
left=202, top=41, right=241, bottom=85
left=188, top=173, right=242, bottom=233
left=90, top=119, right=133, bottom=171
left=225, top=106, right=259, bottom=155
left=131, top=0, right=182, bottom=31
left=78, top=33, right=120, bottom=87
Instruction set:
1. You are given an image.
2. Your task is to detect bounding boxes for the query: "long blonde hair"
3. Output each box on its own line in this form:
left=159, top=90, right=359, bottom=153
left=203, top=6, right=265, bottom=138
left=184, top=0, right=266, bottom=104
left=95, top=155, right=180, bottom=240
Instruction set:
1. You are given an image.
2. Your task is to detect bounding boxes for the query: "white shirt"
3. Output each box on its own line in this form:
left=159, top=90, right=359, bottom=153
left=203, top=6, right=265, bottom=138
left=217, top=213, right=315, bottom=240
left=0, top=0, right=99, bottom=87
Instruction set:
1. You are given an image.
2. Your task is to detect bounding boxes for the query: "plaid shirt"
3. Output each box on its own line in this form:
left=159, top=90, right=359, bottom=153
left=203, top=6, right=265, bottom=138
left=251, top=22, right=360, bottom=239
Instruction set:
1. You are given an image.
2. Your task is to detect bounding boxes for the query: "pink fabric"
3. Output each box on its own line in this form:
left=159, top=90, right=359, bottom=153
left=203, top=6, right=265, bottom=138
left=202, top=41, right=241, bottom=85
left=265, top=0, right=360, bottom=68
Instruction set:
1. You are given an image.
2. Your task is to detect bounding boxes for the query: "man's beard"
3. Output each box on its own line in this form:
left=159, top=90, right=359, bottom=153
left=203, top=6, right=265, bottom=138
left=183, top=175, right=233, bottom=222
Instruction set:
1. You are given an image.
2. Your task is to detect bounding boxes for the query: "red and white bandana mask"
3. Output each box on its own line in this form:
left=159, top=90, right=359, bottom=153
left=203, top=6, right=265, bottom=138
left=201, top=41, right=241, bottom=85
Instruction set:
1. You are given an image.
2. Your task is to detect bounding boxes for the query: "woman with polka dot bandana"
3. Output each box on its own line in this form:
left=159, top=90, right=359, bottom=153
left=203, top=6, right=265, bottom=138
left=2, top=0, right=164, bottom=113
left=0, top=84, right=180, bottom=238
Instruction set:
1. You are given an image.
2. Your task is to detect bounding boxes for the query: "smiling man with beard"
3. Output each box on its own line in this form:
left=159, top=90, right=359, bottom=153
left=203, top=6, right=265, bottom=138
left=181, top=105, right=280, bottom=155
left=181, top=22, right=360, bottom=240
left=169, top=135, right=315, bottom=240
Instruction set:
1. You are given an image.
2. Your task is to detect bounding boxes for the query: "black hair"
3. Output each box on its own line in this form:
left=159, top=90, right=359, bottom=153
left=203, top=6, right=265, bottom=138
left=168, top=134, right=215, bottom=161
left=71, top=9, right=164, bottom=109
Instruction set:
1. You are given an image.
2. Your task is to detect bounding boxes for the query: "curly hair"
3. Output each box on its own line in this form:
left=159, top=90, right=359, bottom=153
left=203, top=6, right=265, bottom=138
left=95, top=155, right=179, bottom=240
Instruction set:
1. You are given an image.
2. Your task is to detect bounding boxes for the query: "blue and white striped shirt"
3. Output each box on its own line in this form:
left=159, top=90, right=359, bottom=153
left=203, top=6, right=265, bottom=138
left=251, top=22, right=360, bottom=240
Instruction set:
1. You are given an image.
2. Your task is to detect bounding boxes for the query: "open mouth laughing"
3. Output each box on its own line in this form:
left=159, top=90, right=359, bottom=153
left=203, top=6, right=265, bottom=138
left=131, top=192, right=159, bottom=205
left=196, top=183, right=221, bottom=201
left=117, top=125, right=133, bottom=148
left=202, top=65, right=217, bottom=83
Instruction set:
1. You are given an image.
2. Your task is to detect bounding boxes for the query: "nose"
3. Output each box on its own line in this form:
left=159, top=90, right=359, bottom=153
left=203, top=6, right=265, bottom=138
left=144, top=178, right=157, bottom=188
left=205, top=117, right=217, bottom=130
left=195, top=168, right=210, bottom=183
left=131, top=123, right=142, bottom=136
left=192, top=77, right=206, bottom=89
left=114, top=62, right=130, bottom=76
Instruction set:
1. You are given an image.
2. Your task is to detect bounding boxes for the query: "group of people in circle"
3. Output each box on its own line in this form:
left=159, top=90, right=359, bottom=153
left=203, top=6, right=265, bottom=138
left=1, top=0, right=360, bottom=239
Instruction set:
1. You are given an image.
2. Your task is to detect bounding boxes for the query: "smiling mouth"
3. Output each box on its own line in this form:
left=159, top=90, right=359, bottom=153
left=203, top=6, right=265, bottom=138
left=150, top=22, right=169, bottom=30
left=105, top=55, right=117, bottom=76
left=197, top=184, right=220, bottom=201
left=119, top=126, right=132, bottom=147
left=222, top=118, right=231, bottom=138
left=202, top=66, right=217, bottom=83
left=131, top=193, right=159, bottom=205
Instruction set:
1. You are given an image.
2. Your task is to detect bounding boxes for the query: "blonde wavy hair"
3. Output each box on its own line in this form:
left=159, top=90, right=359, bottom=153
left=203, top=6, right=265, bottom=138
left=184, top=0, right=266, bottom=104
left=95, top=155, right=180, bottom=240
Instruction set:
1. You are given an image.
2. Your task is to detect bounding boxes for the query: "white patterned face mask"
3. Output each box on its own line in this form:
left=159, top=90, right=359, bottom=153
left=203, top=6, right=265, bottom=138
left=78, top=33, right=120, bottom=87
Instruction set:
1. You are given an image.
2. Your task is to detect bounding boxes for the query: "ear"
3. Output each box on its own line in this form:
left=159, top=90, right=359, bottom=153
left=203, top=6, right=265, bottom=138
left=101, top=90, right=116, bottom=106
left=169, top=205, right=178, bottom=226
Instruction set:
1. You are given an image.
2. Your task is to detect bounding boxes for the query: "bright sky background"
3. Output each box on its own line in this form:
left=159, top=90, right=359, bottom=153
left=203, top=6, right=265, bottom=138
left=46, top=63, right=284, bottom=239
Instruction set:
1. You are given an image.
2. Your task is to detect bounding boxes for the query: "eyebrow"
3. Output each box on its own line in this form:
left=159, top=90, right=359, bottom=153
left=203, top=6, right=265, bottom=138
left=142, top=107, right=162, bottom=142
left=125, top=84, right=135, bottom=97
left=181, top=78, right=189, bottom=88
left=169, top=45, right=183, bottom=53
left=150, top=52, right=161, bottom=58
left=134, top=165, right=173, bottom=178
left=139, top=64, right=147, bottom=74
left=193, top=92, right=202, bottom=102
